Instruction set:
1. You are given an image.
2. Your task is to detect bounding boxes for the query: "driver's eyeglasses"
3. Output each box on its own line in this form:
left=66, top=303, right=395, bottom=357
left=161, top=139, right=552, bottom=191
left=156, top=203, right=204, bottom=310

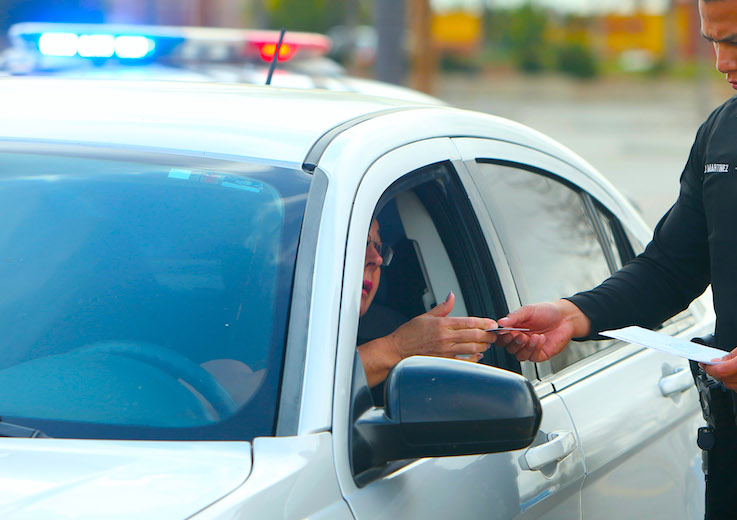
left=367, top=237, right=393, bottom=267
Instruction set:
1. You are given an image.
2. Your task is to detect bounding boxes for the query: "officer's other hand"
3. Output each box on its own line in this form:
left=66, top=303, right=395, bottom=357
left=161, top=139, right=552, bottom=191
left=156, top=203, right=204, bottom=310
left=702, top=348, right=737, bottom=391
left=495, top=300, right=591, bottom=362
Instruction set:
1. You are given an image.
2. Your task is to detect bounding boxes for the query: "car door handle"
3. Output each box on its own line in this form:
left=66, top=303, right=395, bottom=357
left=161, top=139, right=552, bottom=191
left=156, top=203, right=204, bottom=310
left=659, top=368, right=693, bottom=397
left=523, top=430, right=577, bottom=471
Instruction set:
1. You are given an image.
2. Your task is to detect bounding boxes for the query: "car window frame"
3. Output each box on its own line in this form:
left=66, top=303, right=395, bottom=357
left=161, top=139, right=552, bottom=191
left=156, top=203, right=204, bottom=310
left=330, top=137, right=523, bottom=492
left=331, top=138, right=458, bottom=491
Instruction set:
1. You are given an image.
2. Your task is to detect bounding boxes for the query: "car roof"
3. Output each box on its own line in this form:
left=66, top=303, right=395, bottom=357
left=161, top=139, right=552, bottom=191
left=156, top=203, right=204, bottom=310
left=0, top=76, right=601, bottom=181
left=0, top=77, right=431, bottom=165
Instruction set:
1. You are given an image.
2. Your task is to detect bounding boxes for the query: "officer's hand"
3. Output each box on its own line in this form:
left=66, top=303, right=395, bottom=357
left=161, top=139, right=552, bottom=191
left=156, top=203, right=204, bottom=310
left=702, top=348, right=737, bottom=392
left=495, top=300, right=591, bottom=362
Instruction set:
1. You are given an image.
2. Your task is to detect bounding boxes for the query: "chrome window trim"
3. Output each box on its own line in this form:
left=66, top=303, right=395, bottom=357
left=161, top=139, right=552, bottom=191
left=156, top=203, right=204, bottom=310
left=302, top=107, right=434, bottom=173
left=275, top=168, right=328, bottom=436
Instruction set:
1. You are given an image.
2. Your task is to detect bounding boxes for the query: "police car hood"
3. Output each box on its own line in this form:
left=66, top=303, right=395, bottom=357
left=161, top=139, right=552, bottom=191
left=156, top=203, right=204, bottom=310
left=0, top=438, right=252, bottom=519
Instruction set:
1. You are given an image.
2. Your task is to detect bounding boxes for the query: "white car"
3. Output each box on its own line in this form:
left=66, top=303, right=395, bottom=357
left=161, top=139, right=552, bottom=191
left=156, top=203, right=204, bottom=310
left=0, top=78, right=711, bottom=519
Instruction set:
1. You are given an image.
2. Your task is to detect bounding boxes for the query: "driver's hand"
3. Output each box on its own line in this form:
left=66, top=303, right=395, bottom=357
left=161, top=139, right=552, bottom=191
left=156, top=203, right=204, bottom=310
left=385, top=292, right=498, bottom=361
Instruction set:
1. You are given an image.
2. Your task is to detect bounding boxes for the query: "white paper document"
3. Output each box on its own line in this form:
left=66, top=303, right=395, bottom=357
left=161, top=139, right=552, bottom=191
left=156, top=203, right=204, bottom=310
left=600, top=326, right=726, bottom=365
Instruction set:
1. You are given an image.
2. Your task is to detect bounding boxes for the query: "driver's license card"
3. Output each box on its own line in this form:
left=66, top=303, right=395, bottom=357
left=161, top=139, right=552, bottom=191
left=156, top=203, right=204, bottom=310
left=487, top=327, right=530, bottom=334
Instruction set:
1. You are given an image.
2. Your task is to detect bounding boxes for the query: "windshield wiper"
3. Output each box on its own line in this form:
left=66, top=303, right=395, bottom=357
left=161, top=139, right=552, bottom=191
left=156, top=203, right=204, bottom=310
left=0, top=417, right=50, bottom=438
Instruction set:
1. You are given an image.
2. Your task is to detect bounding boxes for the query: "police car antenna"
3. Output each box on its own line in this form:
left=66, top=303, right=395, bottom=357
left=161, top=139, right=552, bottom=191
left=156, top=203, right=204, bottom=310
left=265, top=28, right=286, bottom=86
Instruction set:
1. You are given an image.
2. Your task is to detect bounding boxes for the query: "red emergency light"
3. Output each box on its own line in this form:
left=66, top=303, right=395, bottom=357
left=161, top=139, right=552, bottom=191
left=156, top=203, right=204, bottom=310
left=244, top=31, right=331, bottom=63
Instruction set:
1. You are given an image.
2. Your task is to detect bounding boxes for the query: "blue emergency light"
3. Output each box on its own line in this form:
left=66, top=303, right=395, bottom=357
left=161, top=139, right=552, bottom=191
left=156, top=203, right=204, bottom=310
left=37, top=32, right=155, bottom=59
left=115, top=36, right=155, bottom=59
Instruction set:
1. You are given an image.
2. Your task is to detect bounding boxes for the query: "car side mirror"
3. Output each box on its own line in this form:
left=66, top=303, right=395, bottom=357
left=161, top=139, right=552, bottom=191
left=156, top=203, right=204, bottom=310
left=351, top=356, right=542, bottom=477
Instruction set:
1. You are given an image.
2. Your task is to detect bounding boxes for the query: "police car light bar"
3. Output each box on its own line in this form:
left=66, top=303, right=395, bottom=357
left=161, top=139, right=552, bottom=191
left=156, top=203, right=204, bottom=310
left=8, top=23, right=331, bottom=64
left=37, top=32, right=154, bottom=59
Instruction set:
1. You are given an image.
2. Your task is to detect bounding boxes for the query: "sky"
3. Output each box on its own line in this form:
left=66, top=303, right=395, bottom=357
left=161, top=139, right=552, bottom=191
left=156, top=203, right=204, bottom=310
left=432, top=0, right=672, bottom=15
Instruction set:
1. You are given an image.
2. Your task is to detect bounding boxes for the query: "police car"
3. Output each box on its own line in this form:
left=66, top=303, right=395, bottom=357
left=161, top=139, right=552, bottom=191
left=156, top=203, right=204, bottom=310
left=0, top=77, right=712, bottom=519
left=0, top=22, right=441, bottom=103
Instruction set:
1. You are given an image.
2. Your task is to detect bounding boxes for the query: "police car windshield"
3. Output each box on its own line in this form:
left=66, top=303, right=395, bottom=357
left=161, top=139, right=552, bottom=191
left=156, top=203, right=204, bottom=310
left=0, top=144, right=310, bottom=441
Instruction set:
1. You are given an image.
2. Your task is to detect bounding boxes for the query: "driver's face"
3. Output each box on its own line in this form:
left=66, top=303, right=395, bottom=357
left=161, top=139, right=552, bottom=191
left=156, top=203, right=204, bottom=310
left=360, top=220, right=383, bottom=317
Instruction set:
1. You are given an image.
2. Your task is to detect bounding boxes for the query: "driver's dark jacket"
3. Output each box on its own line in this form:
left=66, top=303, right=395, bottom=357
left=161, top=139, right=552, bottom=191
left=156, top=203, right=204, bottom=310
left=567, top=95, right=737, bottom=351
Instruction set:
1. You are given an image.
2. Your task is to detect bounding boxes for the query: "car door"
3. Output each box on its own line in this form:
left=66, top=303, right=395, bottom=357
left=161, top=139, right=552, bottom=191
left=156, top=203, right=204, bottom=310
left=330, top=138, right=584, bottom=520
left=455, top=137, right=710, bottom=519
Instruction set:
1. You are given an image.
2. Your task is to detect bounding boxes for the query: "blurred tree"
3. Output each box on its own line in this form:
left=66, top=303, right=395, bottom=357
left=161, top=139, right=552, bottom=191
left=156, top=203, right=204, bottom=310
left=266, top=0, right=345, bottom=33
left=556, top=42, right=597, bottom=78
left=507, top=4, right=549, bottom=73
left=483, top=7, right=511, bottom=52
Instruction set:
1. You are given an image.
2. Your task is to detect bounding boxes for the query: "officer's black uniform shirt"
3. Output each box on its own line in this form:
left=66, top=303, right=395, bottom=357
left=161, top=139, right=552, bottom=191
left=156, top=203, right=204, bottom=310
left=568, top=95, right=737, bottom=350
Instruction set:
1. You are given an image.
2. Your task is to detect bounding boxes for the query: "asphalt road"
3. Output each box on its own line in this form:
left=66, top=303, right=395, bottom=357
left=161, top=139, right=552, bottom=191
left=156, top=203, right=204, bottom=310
left=436, top=72, right=733, bottom=228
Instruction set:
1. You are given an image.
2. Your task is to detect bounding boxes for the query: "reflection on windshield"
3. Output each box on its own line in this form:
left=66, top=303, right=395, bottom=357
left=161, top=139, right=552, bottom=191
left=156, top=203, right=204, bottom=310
left=0, top=148, right=310, bottom=440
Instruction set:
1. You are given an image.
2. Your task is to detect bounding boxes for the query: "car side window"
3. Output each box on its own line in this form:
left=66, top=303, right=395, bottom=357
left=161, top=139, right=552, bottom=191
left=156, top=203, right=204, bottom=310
left=354, top=162, right=511, bottom=399
left=471, top=161, right=616, bottom=373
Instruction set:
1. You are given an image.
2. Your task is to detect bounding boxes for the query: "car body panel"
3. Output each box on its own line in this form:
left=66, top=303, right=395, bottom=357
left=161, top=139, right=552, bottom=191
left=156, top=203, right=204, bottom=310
left=338, top=393, right=583, bottom=519
left=0, top=439, right=251, bottom=520
left=191, top=433, right=351, bottom=520
left=0, top=79, right=425, bottom=169
left=557, top=322, right=708, bottom=519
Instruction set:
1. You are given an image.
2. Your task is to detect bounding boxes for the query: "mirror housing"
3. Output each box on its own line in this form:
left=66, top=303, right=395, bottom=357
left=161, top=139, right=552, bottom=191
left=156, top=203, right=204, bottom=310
left=352, top=356, right=542, bottom=476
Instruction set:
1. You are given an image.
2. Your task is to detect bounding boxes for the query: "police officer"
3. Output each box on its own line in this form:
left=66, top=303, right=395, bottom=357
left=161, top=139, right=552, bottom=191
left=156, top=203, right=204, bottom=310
left=495, top=1, right=737, bottom=518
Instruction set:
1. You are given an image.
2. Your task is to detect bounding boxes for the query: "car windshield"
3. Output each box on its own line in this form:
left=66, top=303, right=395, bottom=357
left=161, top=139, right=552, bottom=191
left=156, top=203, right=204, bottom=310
left=0, top=144, right=311, bottom=440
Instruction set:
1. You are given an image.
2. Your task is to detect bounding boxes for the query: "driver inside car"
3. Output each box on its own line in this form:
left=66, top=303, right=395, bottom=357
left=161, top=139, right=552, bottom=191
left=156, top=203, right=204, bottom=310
left=356, top=218, right=499, bottom=388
